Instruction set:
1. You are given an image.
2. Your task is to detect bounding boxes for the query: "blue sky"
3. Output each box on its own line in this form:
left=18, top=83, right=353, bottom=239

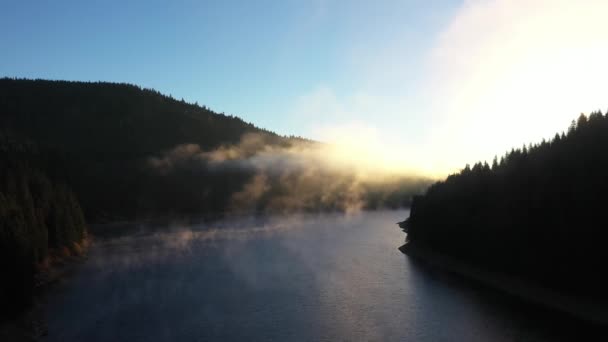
left=0, top=1, right=458, bottom=134
left=3, top=1, right=607, bottom=175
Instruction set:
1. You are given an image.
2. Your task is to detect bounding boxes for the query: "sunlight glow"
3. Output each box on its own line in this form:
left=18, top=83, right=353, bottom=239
left=300, top=1, right=608, bottom=178
left=316, top=122, right=438, bottom=178
left=424, top=0, right=608, bottom=174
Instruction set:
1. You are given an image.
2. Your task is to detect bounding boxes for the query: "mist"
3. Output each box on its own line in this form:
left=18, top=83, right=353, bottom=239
left=147, top=133, right=431, bottom=215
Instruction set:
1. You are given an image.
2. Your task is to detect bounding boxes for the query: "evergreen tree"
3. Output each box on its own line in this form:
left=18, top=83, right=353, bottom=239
left=404, top=112, right=608, bottom=299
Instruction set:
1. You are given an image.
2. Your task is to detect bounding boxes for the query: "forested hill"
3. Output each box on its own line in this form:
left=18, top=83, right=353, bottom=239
left=403, top=112, right=608, bottom=298
left=0, top=78, right=306, bottom=220
left=0, top=78, right=289, bottom=157
left=1, top=78, right=425, bottom=221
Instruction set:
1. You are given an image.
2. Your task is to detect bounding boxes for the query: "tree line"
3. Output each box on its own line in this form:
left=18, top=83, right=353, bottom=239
left=404, top=111, right=608, bottom=299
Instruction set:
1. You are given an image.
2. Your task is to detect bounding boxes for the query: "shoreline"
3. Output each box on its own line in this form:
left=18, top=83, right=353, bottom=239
left=400, top=242, right=608, bottom=326
left=0, top=236, right=92, bottom=341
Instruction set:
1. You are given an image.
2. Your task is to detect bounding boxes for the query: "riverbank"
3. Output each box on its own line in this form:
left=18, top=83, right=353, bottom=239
left=400, top=242, right=608, bottom=326
left=0, top=236, right=92, bottom=341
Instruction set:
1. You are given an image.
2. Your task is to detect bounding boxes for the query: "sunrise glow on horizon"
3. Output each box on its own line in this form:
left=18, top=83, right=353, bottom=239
left=2, top=1, right=608, bottom=177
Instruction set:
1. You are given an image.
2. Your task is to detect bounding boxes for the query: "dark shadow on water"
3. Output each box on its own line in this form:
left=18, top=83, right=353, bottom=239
left=402, top=255, right=608, bottom=341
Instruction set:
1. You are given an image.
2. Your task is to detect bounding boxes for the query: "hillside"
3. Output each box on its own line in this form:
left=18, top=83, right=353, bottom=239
left=1, top=78, right=426, bottom=221
left=402, top=112, right=608, bottom=299
left=0, top=78, right=285, bottom=155
left=0, top=78, right=304, bottom=220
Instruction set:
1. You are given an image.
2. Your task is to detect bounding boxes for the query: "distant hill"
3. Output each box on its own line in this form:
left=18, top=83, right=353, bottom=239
left=0, top=78, right=287, bottom=156
left=0, top=78, right=310, bottom=220
left=1, top=78, right=425, bottom=221
left=402, top=111, right=608, bottom=299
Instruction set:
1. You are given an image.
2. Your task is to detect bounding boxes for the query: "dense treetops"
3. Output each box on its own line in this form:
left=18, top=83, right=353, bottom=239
left=404, top=111, right=608, bottom=298
left=1, top=78, right=425, bottom=221
left=0, top=78, right=307, bottom=220
left=0, top=77, right=290, bottom=156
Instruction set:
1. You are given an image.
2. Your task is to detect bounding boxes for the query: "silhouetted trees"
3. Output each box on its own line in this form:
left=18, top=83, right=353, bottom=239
left=0, top=78, right=291, bottom=220
left=404, top=111, right=608, bottom=298
left=0, top=78, right=426, bottom=221
left=0, top=134, right=86, bottom=318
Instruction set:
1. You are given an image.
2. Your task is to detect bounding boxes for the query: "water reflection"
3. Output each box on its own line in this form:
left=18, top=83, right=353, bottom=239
left=43, top=211, right=604, bottom=341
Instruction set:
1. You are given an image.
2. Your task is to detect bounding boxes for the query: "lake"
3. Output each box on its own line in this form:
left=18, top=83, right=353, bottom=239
left=42, top=210, right=601, bottom=341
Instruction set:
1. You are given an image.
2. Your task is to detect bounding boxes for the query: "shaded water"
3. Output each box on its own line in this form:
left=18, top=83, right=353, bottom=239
left=43, top=211, right=601, bottom=341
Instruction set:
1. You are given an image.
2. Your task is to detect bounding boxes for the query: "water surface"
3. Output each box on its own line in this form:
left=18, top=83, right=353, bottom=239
left=43, top=211, right=601, bottom=341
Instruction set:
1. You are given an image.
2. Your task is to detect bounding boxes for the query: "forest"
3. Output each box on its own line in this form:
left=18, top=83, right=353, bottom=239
left=0, top=78, right=427, bottom=222
left=0, top=77, right=285, bottom=221
left=0, top=134, right=86, bottom=318
left=403, top=111, right=608, bottom=299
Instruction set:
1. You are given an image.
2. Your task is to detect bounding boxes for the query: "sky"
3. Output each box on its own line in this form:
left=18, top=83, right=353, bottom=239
left=2, top=0, right=608, bottom=176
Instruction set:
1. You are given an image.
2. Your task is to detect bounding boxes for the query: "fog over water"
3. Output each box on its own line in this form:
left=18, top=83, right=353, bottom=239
left=147, top=133, right=431, bottom=213
left=43, top=211, right=598, bottom=341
